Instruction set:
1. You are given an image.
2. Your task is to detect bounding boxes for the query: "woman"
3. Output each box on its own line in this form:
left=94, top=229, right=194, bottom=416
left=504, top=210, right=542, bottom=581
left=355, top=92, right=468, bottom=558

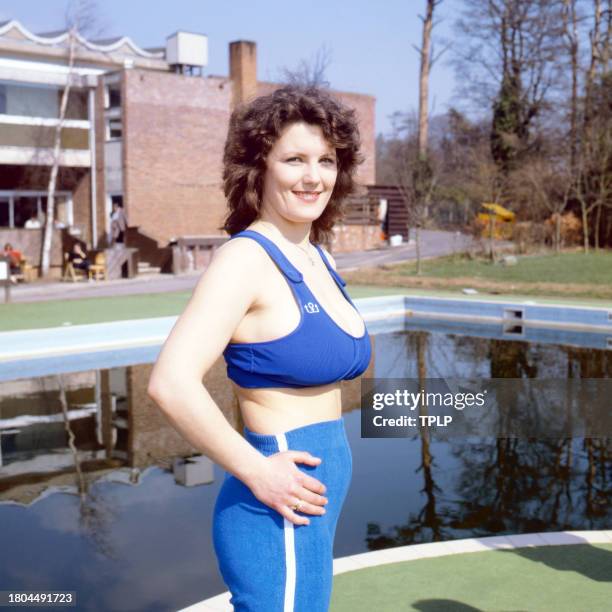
left=68, top=242, right=90, bottom=275
left=3, top=243, right=23, bottom=284
left=148, top=86, right=371, bottom=611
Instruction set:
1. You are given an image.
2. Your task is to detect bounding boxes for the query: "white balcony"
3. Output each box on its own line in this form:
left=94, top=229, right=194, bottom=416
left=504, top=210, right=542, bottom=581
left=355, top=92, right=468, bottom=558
left=0, top=146, right=91, bottom=167
left=0, top=114, right=90, bottom=129
left=0, top=114, right=91, bottom=166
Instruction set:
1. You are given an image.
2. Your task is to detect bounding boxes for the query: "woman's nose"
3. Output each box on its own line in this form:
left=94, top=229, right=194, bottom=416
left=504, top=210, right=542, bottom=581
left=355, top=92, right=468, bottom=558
left=302, top=162, right=321, bottom=184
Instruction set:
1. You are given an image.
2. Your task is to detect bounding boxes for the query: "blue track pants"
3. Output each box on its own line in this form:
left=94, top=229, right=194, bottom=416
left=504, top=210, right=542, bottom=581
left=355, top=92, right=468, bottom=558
left=212, top=418, right=352, bottom=611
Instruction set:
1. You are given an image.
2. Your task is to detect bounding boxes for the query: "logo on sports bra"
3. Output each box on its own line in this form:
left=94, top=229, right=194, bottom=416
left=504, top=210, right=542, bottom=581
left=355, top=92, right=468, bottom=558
left=304, top=302, right=320, bottom=314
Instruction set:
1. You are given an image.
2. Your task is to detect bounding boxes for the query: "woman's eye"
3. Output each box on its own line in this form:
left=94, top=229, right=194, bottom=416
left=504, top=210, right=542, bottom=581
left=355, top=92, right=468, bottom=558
left=322, top=157, right=337, bottom=165
left=287, top=157, right=301, bottom=162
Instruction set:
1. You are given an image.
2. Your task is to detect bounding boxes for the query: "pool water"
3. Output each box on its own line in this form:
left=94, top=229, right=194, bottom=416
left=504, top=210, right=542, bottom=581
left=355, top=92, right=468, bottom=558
left=0, top=329, right=610, bottom=611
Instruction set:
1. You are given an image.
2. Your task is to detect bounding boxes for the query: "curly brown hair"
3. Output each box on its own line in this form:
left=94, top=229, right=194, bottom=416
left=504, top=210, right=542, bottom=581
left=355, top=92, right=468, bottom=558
left=220, top=85, right=363, bottom=244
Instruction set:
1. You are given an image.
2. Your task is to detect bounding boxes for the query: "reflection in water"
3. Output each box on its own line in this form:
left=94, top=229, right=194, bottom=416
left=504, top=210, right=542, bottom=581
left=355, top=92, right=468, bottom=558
left=365, top=331, right=611, bottom=551
left=0, top=329, right=610, bottom=608
left=57, top=374, right=120, bottom=560
left=0, top=360, right=232, bottom=610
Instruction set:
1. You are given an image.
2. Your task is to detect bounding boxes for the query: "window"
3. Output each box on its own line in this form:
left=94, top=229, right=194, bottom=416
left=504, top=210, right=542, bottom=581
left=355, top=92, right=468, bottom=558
left=0, top=81, right=87, bottom=120
left=0, top=81, right=59, bottom=119
left=109, top=88, right=121, bottom=108
left=14, top=196, right=37, bottom=227
left=104, top=85, right=121, bottom=110
left=106, top=118, right=122, bottom=140
left=0, top=192, right=72, bottom=228
left=0, top=198, right=9, bottom=227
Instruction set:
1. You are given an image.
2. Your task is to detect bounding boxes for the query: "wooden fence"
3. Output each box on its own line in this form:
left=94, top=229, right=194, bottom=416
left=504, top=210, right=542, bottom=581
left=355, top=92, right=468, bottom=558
left=342, top=185, right=409, bottom=240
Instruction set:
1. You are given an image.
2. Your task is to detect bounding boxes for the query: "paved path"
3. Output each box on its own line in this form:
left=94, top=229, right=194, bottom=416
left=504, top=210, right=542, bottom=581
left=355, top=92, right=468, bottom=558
left=335, top=229, right=482, bottom=270
left=6, top=271, right=203, bottom=304
left=5, top=230, right=507, bottom=304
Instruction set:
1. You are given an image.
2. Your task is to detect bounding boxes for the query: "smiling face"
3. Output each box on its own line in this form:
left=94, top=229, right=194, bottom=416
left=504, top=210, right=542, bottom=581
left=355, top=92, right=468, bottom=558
left=260, top=122, right=338, bottom=225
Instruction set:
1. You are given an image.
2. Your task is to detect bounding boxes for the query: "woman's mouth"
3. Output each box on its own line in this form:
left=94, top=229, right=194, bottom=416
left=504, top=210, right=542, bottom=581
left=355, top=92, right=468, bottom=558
left=292, top=191, right=321, bottom=203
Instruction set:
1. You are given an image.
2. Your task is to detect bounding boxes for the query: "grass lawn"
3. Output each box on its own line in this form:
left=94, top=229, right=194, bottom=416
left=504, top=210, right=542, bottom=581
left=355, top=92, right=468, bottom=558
left=344, top=250, right=612, bottom=301
left=1, top=253, right=610, bottom=333
left=0, top=292, right=191, bottom=332
left=0, top=285, right=407, bottom=332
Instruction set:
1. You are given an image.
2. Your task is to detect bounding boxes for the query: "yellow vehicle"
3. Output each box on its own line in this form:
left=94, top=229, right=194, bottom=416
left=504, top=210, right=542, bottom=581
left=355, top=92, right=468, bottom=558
left=476, top=203, right=516, bottom=239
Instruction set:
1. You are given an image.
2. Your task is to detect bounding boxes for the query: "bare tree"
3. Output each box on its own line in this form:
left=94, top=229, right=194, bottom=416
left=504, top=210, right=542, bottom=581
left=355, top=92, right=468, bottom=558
left=436, top=109, right=491, bottom=226
left=574, top=0, right=611, bottom=251
left=583, top=0, right=604, bottom=131
left=413, top=0, right=447, bottom=224
left=278, top=44, right=333, bottom=88
left=40, top=0, right=102, bottom=277
left=561, top=0, right=581, bottom=171
left=388, top=0, right=445, bottom=274
left=391, top=112, right=438, bottom=274
left=468, top=148, right=506, bottom=261
left=574, top=119, right=612, bottom=251
left=380, top=0, right=612, bottom=253
left=453, top=0, right=565, bottom=176
left=519, top=155, right=573, bottom=252
left=415, top=0, right=448, bottom=158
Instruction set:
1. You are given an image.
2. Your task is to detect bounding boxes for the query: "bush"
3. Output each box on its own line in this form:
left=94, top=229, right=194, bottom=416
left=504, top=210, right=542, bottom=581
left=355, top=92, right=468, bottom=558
left=544, top=212, right=582, bottom=247
left=512, top=221, right=552, bottom=253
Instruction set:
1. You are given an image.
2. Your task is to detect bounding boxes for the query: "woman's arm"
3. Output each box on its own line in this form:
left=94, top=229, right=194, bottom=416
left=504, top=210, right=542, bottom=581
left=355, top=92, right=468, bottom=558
left=147, top=239, right=327, bottom=525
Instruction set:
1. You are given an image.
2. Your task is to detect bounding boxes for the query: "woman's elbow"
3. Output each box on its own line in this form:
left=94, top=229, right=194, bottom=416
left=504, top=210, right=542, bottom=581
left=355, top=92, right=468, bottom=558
left=147, top=369, right=202, bottom=407
left=147, top=373, right=172, bottom=407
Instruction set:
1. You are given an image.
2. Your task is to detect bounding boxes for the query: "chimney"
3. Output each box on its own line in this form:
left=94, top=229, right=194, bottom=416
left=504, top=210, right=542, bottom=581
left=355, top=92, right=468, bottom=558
left=229, top=40, right=257, bottom=107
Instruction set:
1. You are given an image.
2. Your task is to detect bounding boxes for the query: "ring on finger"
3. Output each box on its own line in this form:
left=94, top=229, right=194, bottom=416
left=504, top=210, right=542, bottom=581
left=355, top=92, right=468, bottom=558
left=291, top=499, right=303, bottom=512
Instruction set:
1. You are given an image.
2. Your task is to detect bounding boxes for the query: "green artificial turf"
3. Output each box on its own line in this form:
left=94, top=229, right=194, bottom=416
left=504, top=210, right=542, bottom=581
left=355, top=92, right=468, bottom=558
left=331, top=543, right=612, bottom=612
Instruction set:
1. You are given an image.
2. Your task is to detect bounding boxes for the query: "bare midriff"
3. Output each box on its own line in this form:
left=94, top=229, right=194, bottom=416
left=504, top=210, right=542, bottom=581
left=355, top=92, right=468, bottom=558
left=233, top=382, right=343, bottom=435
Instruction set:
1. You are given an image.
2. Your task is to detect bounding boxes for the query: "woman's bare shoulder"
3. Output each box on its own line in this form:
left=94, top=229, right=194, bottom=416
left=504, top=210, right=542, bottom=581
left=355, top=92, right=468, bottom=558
left=203, top=236, right=269, bottom=286
left=213, top=235, right=268, bottom=266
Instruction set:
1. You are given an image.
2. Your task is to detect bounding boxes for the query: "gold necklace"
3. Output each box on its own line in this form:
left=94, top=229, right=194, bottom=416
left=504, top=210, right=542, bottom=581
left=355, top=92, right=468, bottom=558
left=255, top=222, right=316, bottom=266
left=294, top=241, right=316, bottom=266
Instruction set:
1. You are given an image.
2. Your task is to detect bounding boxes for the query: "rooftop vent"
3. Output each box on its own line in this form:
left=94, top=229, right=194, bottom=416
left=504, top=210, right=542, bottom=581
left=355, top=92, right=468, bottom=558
left=166, top=31, right=208, bottom=76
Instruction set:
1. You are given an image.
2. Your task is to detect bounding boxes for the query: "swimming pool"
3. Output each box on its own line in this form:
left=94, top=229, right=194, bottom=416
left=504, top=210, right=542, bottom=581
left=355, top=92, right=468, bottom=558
left=0, top=297, right=610, bottom=611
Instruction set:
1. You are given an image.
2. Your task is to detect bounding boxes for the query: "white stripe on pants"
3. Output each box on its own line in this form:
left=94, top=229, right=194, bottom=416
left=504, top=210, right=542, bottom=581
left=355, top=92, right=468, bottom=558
left=275, top=433, right=296, bottom=612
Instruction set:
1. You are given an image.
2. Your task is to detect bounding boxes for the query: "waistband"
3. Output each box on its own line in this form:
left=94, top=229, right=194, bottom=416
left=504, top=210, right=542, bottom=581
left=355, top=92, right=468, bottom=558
left=243, top=418, right=346, bottom=453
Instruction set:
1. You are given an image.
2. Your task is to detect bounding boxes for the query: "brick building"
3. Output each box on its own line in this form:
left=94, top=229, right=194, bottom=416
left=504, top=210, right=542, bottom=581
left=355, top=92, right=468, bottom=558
left=0, top=20, right=377, bottom=277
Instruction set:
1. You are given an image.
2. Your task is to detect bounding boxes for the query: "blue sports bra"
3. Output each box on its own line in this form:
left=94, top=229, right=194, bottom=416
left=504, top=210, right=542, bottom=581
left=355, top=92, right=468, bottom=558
left=223, top=230, right=371, bottom=388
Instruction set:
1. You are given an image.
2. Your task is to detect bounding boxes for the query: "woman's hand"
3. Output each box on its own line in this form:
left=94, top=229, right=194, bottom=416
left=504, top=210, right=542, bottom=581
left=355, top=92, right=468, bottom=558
left=246, top=451, right=328, bottom=526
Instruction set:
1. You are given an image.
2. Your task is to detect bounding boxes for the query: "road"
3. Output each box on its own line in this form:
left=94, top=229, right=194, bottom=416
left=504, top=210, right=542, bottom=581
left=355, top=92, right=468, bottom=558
left=334, top=229, right=481, bottom=270
left=6, top=230, right=510, bottom=304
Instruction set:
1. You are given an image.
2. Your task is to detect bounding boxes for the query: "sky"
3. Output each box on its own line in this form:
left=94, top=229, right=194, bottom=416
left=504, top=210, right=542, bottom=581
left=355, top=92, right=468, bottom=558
left=0, top=0, right=462, bottom=136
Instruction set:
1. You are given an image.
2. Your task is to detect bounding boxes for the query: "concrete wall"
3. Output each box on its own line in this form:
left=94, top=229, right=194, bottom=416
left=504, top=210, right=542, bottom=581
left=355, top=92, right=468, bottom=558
left=332, top=223, right=381, bottom=253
